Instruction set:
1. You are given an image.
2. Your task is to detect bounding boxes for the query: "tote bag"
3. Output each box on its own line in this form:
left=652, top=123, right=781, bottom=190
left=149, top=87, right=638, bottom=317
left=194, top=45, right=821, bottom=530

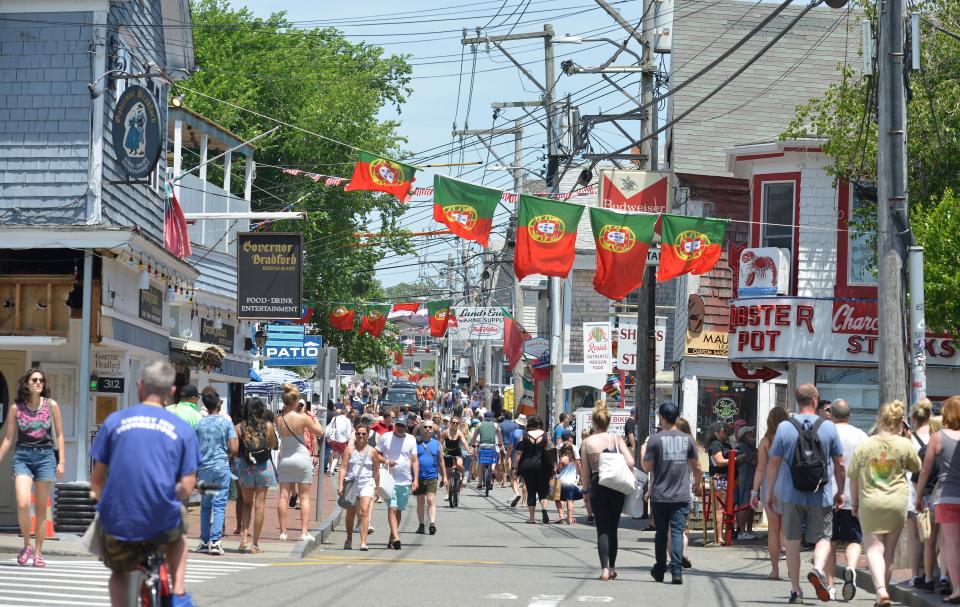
left=598, top=434, right=636, bottom=495
left=377, top=465, right=396, bottom=501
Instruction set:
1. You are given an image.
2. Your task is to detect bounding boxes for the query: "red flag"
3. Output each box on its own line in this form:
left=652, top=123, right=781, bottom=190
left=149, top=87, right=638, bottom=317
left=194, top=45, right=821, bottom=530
left=426, top=300, right=451, bottom=338
left=391, top=302, right=420, bottom=314
left=502, top=307, right=528, bottom=372
left=328, top=306, right=355, bottom=331
left=294, top=307, right=314, bottom=325
left=359, top=305, right=390, bottom=337
left=393, top=351, right=403, bottom=365
left=164, top=187, right=192, bottom=260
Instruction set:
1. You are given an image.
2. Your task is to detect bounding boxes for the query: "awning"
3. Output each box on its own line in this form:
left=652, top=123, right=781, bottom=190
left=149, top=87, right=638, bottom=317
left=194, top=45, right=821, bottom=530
left=170, top=338, right=250, bottom=382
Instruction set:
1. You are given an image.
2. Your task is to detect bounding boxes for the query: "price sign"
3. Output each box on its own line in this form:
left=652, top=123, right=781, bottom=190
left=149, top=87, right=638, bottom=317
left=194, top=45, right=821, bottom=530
left=96, top=377, right=125, bottom=394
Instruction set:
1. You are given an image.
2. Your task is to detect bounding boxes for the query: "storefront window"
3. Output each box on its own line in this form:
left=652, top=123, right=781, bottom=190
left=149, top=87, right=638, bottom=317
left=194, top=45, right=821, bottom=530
left=815, top=366, right=879, bottom=431
left=696, top=379, right=758, bottom=445
left=848, top=189, right=877, bottom=285
left=571, top=385, right=600, bottom=410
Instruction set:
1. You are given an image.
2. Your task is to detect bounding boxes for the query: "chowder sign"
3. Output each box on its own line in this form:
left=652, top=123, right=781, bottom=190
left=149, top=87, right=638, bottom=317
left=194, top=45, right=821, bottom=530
left=112, top=85, right=162, bottom=178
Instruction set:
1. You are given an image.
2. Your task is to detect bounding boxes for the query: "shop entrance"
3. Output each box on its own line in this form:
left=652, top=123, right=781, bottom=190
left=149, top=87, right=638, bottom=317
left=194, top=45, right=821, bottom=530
left=695, top=379, right=758, bottom=445
left=0, top=351, right=25, bottom=528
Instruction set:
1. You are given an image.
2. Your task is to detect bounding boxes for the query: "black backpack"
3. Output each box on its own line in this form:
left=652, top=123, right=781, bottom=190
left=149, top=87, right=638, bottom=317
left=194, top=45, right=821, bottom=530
left=241, top=422, right=272, bottom=465
left=788, top=418, right=828, bottom=492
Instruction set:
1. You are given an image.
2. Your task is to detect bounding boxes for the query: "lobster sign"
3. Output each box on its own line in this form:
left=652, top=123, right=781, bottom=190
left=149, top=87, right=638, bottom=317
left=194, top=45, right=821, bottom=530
left=738, top=247, right=789, bottom=296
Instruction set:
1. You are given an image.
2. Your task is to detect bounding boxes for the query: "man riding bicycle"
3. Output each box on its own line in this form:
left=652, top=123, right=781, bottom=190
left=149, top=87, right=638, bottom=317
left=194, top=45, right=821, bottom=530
left=472, top=411, right=503, bottom=493
left=90, top=360, right=201, bottom=607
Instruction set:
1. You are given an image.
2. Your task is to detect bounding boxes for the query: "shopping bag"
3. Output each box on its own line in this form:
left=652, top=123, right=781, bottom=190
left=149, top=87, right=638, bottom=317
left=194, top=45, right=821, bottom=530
left=598, top=435, right=637, bottom=495
left=622, top=469, right=646, bottom=517
left=377, top=466, right=396, bottom=501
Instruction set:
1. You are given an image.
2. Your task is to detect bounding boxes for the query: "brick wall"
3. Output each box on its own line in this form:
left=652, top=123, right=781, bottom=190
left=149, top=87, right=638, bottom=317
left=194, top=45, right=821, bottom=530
left=0, top=12, right=93, bottom=224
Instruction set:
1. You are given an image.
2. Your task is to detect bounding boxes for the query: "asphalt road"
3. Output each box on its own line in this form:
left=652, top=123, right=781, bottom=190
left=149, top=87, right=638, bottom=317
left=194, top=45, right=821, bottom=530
left=171, top=484, right=884, bottom=607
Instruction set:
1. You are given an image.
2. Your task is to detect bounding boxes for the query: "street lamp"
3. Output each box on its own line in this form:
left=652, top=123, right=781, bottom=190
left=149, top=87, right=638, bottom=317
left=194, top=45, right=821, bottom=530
left=254, top=329, right=267, bottom=349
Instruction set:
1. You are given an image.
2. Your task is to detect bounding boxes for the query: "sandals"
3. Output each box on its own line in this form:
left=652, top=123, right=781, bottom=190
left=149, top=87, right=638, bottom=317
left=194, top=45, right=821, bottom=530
left=16, top=546, right=33, bottom=566
left=248, top=545, right=263, bottom=554
left=238, top=542, right=250, bottom=553
left=33, top=555, right=45, bottom=568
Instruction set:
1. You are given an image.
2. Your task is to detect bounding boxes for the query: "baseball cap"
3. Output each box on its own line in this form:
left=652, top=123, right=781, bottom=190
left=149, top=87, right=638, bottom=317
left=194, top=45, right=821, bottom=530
left=737, top=426, right=755, bottom=440
left=180, top=385, right=199, bottom=399
left=395, top=414, right=410, bottom=427
left=483, top=410, right=495, bottom=419
left=658, top=401, right=680, bottom=423
left=732, top=419, right=748, bottom=430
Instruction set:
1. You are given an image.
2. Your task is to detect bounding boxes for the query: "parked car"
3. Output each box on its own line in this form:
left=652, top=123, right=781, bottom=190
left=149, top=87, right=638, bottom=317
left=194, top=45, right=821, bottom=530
left=379, top=389, right=419, bottom=415
left=389, top=380, right=418, bottom=390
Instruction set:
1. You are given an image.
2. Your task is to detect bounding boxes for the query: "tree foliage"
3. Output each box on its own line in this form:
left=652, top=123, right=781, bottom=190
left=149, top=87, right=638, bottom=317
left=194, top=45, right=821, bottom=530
left=183, top=0, right=415, bottom=368
left=781, top=0, right=960, bottom=332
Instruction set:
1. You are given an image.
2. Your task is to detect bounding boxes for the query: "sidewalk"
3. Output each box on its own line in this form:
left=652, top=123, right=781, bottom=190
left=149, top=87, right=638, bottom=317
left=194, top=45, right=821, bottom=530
left=0, top=468, right=340, bottom=561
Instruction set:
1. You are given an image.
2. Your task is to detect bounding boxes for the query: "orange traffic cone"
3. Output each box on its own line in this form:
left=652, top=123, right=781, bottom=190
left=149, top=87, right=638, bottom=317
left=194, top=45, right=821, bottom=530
left=29, top=495, right=55, bottom=538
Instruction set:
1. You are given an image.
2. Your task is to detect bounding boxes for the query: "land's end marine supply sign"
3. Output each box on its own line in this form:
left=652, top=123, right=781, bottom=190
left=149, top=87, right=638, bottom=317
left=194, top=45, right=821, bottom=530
left=112, top=85, right=162, bottom=178
left=237, top=233, right=303, bottom=320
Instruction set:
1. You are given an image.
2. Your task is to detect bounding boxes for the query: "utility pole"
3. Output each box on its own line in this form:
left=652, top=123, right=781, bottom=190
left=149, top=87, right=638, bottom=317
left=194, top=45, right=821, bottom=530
left=511, top=119, right=526, bottom=413
left=446, top=253, right=455, bottom=389
left=876, top=0, right=909, bottom=404
left=461, top=25, right=559, bottom=423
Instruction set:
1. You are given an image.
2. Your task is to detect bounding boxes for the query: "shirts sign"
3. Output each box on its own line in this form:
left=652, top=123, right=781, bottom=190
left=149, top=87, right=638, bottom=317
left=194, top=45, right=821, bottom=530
left=237, top=233, right=303, bottom=320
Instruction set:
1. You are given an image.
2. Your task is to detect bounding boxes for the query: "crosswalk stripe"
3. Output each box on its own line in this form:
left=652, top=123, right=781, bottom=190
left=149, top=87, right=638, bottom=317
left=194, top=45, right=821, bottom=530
left=0, top=557, right=260, bottom=606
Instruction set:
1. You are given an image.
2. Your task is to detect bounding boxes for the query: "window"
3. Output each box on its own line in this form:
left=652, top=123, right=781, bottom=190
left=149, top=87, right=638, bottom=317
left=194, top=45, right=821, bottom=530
left=761, top=182, right=795, bottom=254
left=814, top=366, right=879, bottom=432
left=847, top=189, right=877, bottom=285
left=695, top=379, right=757, bottom=445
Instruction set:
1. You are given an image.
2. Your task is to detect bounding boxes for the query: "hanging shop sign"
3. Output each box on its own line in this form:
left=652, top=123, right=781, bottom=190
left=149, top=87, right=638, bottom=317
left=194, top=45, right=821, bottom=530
left=263, top=324, right=321, bottom=367
left=615, top=316, right=667, bottom=371
left=200, top=319, right=235, bottom=354
left=112, top=84, right=162, bottom=178
left=583, top=322, right=612, bottom=373
left=139, top=285, right=163, bottom=326
left=451, top=307, right=504, bottom=341
left=728, top=297, right=960, bottom=367
left=237, top=232, right=303, bottom=320
left=575, top=407, right=631, bottom=447
left=598, top=169, right=672, bottom=214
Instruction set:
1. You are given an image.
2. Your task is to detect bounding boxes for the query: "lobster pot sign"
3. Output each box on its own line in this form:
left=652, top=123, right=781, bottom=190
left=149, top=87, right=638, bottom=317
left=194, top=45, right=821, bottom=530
left=738, top=247, right=790, bottom=296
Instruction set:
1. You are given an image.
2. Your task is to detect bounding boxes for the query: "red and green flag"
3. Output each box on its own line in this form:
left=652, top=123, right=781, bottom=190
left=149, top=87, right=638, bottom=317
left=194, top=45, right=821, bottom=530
left=589, top=208, right=658, bottom=300
left=514, top=195, right=585, bottom=279
left=328, top=305, right=355, bottom=331
left=502, top=306, right=529, bottom=372
left=656, top=214, right=728, bottom=282
left=343, top=151, right=417, bottom=202
left=426, top=300, right=452, bottom=338
left=432, top=175, right=500, bottom=247
left=359, top=304, right=390, bottom=337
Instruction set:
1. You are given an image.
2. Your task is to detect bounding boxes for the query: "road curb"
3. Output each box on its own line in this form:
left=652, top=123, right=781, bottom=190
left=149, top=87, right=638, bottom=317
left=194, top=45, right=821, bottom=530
left=854, top=568, right=939, bottom=607
left=0, top=543, right=90, bottom=557
left=295, top=506, right=343, bottom=559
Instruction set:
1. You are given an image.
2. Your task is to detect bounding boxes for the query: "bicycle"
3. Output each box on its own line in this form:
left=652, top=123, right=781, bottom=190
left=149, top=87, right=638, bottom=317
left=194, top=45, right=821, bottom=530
left=127, top=481, right=221, bottom=607
left=477, top=445, right=498, bottom=497
left=448, top=466, right=462, bottom=508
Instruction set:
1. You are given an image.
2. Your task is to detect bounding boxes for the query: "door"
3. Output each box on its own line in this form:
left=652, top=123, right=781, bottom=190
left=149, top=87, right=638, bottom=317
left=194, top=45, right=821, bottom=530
left=0, top=351, right=25, bottom=528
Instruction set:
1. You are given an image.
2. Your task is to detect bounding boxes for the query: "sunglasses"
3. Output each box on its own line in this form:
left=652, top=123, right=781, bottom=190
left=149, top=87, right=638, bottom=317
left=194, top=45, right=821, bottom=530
left=29, top=377, right=44, bottom=384
left=423, top=425, right=434, bottom=430
left=356, top=431, right=369, bottom=436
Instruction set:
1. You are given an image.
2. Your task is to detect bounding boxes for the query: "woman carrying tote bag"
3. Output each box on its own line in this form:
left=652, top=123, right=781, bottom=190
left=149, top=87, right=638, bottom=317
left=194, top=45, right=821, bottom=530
left=580, top=402, right=636, bottom=581
left=338, top=422, right=380, bottom=551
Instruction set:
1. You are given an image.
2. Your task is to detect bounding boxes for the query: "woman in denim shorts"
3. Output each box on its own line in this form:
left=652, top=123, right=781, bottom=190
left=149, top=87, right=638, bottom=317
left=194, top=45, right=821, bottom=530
left=0, top=369, right=65, bottom=568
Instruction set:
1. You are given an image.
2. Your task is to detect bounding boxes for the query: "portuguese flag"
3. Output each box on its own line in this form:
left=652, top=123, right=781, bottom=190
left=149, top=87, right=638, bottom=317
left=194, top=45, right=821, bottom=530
left=343, top=151, right=417, bottom=202
left=502, top=306, right=529, bottom=372
left=656, top=214, right=729, bottom=282
left=433, top=175, right=500, bottom=247
left=426, top=300, right=452, bottom=338
left=359, top=304, right=390, bottom=337
left=514, top=195, right=585, bottom=279
left=589, top=208, right=658, bottom=300
left=329, top=305, right=355, bottom=331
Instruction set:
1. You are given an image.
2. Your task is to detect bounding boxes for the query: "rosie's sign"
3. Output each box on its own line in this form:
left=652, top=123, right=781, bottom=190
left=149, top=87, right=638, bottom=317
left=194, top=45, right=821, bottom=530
left=237, top=233, right=303, bottom=320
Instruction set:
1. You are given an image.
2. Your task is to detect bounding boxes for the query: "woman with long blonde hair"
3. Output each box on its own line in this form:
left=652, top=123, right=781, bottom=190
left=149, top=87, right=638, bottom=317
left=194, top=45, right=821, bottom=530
left=276, top=384, right=327, bottom=542
left=751, top=406, right=790, bottom=580
left=851, top=400, right=921, bottom=606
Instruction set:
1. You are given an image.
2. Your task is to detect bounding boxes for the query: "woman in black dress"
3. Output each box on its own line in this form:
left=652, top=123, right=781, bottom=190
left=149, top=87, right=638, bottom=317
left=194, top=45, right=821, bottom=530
left=516, top=415, right=553, bottom=524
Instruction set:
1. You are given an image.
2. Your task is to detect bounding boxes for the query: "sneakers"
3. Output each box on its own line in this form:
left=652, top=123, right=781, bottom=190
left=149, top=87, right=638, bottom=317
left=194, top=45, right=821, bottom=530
left=301, top=532, right=315, bottom=543
left=789, top=590, right=804, bottom=604
left=682, top=556, right=692, bottom=569
left=827, top=585, right=836, bottom=601
left=842, top=567, right=857, bottom=601
left=429, top=523, right=437, bottom=535
left=739, top=531, right=757, bottom=540
left=194, top=541, right=209, bottom=554
left=671, top=573, right=683, bottom=585
left=807, top=568, right=831, bottom=602
left=415, top=524, right=426, bottom=534
left=207, top=541, right=224, bottom=556
left=278, top=533, right=288, bottom=542
left=171, top=593, right=196, bottom=607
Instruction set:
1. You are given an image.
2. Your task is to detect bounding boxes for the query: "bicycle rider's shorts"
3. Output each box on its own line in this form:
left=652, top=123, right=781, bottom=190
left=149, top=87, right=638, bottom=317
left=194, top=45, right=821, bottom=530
left=99, top=505, right=188, bottom=573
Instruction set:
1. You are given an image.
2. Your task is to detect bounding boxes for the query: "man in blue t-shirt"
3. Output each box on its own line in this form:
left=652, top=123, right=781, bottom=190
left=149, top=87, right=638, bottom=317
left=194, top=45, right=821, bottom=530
left=766, top=384, right=845, bottom=605
left=91, top=360, right=201, bottom=607
left=413, top=420, right=445, bottom=536
left=553, top=413, right=569, bottom=444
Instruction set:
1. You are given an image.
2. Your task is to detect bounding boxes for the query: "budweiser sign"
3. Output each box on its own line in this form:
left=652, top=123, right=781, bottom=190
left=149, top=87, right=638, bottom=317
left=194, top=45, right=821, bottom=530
left=832, top=301, right=880, bottom=335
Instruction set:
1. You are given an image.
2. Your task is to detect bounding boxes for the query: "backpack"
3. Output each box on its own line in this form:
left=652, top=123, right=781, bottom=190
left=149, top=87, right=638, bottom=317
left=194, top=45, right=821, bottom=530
left=241, top=422, right=271, bottom=464
left=788, top=417, right=828, bottom=492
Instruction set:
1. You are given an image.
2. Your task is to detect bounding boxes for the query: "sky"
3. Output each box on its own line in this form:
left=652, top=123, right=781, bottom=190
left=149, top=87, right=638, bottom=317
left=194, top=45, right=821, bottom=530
left=236, top=0, right=659, bottom=288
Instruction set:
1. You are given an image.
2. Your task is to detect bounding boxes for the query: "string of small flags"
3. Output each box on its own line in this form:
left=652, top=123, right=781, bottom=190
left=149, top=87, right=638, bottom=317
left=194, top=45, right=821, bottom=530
left=280, top=168, right=597, bottom=201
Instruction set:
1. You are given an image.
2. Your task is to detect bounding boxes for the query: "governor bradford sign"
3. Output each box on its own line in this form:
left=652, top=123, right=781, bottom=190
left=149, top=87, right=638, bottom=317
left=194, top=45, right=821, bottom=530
left=237, top=233, right=303, bottom=320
